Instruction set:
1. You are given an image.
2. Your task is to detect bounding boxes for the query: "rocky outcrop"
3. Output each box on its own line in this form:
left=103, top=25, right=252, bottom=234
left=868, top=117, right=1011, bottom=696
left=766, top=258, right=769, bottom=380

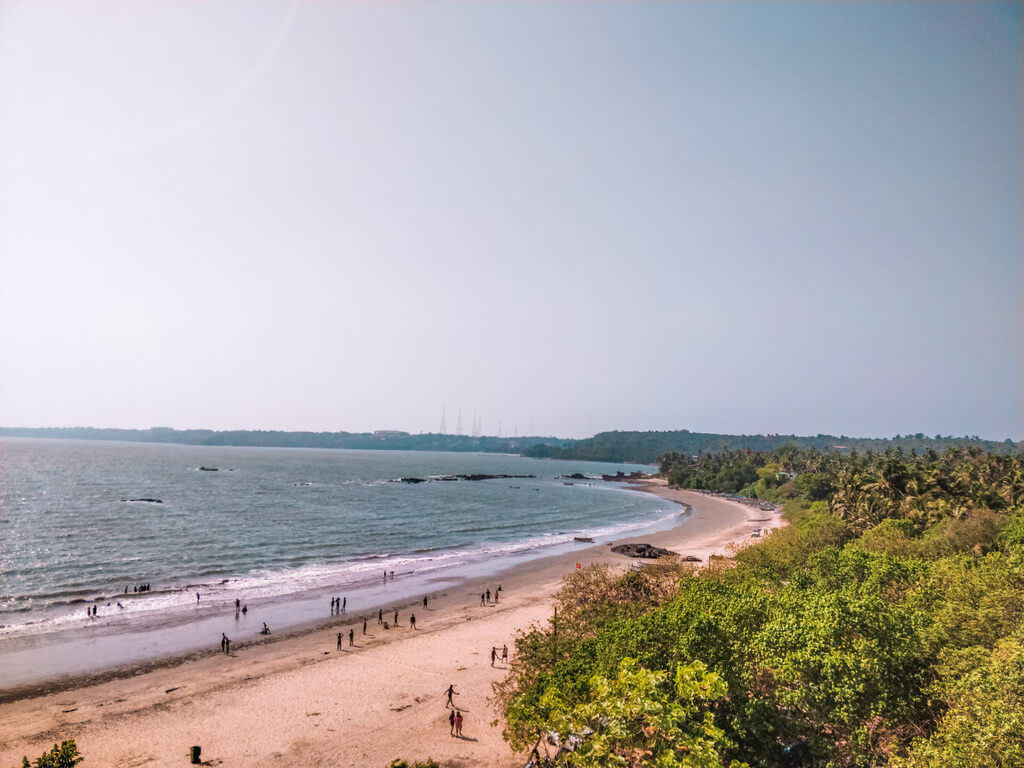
left=610, top=542, right=676, bottom=559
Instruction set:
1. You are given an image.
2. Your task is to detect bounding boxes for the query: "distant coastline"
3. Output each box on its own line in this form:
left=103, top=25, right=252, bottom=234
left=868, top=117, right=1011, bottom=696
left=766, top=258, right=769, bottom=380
left=2, top=426, right=1019, bottom=465
left=0, top=426, right=563, bottom=456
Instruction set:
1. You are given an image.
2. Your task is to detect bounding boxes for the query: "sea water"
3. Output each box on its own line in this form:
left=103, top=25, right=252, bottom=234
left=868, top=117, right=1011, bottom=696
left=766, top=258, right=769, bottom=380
left=0, top=438, right=680, bottom=688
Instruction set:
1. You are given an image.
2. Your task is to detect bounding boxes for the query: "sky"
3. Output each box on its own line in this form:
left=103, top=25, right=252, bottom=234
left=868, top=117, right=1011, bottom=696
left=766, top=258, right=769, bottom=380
left=0, top=1, right=1020, bottom=441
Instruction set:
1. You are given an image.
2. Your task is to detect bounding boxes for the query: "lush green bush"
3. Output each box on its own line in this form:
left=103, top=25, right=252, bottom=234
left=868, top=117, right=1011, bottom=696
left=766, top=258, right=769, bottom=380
left=20, top=741, right=83, bottom=768
left=891, top=633, right=1024, bottom=768
left=500, top=446, right=1024, bottom=767
left=538, top=658, right=747, bottom=768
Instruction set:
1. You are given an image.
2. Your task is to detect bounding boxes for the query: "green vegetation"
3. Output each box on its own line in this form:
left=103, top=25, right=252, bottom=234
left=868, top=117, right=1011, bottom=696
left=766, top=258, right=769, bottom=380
left=17, top=741, right=83, bottom=768
left=497, top=446, right=1024, bottom=767
left=526, top=430, right=1020, bottom=465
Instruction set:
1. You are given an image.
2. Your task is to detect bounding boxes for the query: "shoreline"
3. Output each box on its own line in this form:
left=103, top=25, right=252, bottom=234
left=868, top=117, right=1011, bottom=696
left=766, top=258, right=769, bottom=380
left=0, top=478, right=675, bottom=692
left=0, top=485, right=783, bottom=768
left=0, top=484, right=688, bottom=705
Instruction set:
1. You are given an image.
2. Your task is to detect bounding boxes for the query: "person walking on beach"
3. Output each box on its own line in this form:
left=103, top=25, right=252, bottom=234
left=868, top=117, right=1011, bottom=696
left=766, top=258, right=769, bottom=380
left=502, top=644, right=509, bottom=663
left=480, top=593, right=485, bottom=606
left=224, top=636, right=231, bottom=654
left=454, top=710, right=464, bottom=737
left=394, top=610, right=398, bottom=626
left=349, top=628, right=354, bottom=646
left=486, top=589, right=491, bottom=603
left=337, top=632, right=342, bottom=650
left=444, top=684, right=459, bottom=708
left=423, top=596, right=428, bottom=610
left=491, top=647, right=497, bottom=666
left=410, top=613, right=416, bottom=629
left=494, top=588, right=499, bottom=603
left=221, top=633, right=228, bottom=652
left=449, top=709, right=456, bottom=736
left=363, top=618, right=367, bottom=634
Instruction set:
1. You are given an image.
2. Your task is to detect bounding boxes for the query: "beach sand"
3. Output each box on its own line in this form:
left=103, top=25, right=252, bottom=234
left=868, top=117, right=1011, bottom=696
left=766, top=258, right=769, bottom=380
left=0, top=484, right=782, bottom=768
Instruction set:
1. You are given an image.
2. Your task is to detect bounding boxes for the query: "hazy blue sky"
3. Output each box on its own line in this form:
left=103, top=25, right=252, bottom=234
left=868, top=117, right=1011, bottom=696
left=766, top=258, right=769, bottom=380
left=0, top=1, right=1020, bottom=440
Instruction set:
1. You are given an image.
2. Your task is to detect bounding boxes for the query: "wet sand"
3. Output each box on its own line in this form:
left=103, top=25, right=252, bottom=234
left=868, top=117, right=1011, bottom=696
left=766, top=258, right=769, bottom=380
left=0, top=484, right=781, bottom=768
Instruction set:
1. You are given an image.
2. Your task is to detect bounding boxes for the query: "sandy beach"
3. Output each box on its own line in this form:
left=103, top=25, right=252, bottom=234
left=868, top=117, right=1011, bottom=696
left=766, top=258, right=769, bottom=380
left=0, top=483, right=782, bottom=768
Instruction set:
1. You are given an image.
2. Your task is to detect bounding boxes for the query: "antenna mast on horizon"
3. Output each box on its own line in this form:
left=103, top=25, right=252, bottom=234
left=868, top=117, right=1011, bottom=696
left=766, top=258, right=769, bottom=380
left=456, top=409, right=463, bottom=436
left=440, top=407, right=447, bottom=435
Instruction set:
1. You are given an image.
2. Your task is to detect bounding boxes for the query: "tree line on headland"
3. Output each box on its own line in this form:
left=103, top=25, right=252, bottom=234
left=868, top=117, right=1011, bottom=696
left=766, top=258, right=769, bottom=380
left=524, top=429, right=1022, bottom=464
left=495, top=444, right=1024, bottom=767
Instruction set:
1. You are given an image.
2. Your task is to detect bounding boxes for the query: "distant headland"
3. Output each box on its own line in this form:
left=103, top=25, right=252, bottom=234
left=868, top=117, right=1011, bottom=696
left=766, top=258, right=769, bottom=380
left=1, top=426, right=1019, bottom=465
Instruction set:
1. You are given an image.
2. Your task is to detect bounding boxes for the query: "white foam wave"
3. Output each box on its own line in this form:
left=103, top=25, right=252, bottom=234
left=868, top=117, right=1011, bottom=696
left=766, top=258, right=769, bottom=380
left=0, top=508, right=683, bottom=640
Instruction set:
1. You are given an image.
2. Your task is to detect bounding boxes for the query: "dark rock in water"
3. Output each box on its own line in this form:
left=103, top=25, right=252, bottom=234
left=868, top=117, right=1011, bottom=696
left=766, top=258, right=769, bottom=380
left=610, top=543, right=676, bottom=559
left=392, top=473, right=537, bottom=484
left=199, top=467, right=218, bottom=472
left=602, top=471, right=649, bottom=482
left=122, top=498, right=163, bottom=504
left=561, top=473, right=588, bottom=480
left=457, top=473, right=536, bottom=481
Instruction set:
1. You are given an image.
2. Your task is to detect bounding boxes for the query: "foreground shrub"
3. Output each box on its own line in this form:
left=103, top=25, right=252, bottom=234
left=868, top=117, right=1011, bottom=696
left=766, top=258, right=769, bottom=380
left=539, top=658, right=747, bottom=768
left=21, top=741, right=83, bottom=768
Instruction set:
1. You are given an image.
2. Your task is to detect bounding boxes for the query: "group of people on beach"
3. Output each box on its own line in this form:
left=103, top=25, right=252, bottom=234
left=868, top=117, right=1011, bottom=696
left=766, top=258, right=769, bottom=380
left=479, top=585, right=502, bottom=605
left=444, top=685, right=465, bottom=736
left=330, top=596, right=346, bottom=614
left=448, top=708, right=465, bottom=737
left=125, top=583, right=151, bottom=593
left=490, top=644, right=509, bottom=666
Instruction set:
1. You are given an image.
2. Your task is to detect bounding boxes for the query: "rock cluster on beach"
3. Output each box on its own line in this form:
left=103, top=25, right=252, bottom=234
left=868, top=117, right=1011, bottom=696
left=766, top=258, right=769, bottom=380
left=609, top=542, right=676, bottom=559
